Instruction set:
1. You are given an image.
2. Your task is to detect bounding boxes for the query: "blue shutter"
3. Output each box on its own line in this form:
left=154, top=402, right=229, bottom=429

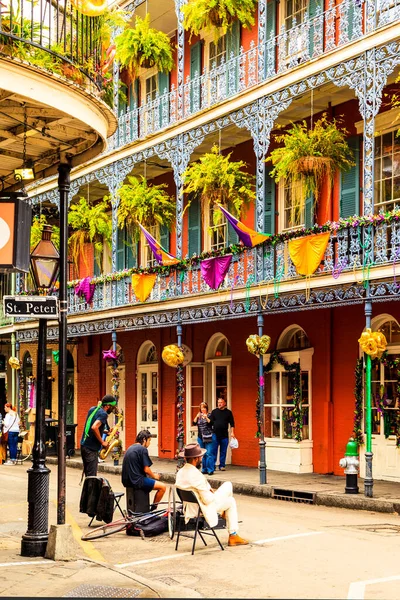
left=116, top=227, right=125, bottom=271
left=188, top=196, right=201, bottom=257
left=118, top=82, right=128, bottom=116
left=129, top=79, right=139, bottom=139
left=340, top=136, right=360, bottom=218
left=265, top=0, right=277, bottom=77
left=160, top=224, right=170, bottom=253
left=308, top=0, right=322, bottom=58
left=158, top=71, right=170, bottom=128
left=190, top=42, right=202, bottom=113
left=227, top=216, right=237, bottom=247
left=305, top=194, right=314, bottom=228
left=226, top=20, right=240, bottom=95
left=264, top=165, right=275, bottom=234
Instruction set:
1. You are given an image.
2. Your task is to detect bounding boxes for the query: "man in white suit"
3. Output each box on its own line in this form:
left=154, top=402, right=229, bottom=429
left=175, top=442, right=249, bottom=547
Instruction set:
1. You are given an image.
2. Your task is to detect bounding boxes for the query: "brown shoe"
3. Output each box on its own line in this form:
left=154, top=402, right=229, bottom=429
left=228, top=534, right=249, bottom=547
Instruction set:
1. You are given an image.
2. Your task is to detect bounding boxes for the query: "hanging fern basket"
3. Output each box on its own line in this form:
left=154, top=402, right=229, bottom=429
left=140, top=55, right=154, bottom=69
left=208, top=7, right=234, bottom=28
left=295, top=156, right=329, bottom=175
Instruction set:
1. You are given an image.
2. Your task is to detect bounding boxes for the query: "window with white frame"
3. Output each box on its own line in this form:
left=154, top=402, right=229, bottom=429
left=145, top=74, right=158, bottom=102
left=141, top=225, right=159, bottom=268
left=279, top=180, right=305, bottom=231
left=265, top=369, right=310, bottom=440
left=278, top=326, right=310, bottom=351
left=209, top=34, right=227, bottom=99
left=284, top=0, right=307, bottom=29
left=207, top=203, right=227, bottom=251
left=374, top=130, right=400, bottom=213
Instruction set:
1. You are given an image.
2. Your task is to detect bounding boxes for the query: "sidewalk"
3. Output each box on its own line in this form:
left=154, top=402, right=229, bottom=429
left=47, top=454, right=400, bottom=515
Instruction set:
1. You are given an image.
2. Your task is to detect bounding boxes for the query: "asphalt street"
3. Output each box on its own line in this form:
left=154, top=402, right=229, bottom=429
left=1, top=464, right=400, bottom=599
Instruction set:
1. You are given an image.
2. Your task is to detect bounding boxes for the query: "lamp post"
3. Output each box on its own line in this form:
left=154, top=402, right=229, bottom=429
left=257, top=304, right=267, bottom=485
left=21, top=226, right=60, bottom=557
left=176, top=310, right=184, bottom=469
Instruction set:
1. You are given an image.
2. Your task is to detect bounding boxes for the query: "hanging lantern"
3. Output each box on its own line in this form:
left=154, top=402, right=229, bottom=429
left=162, top=345, right=184, bottom=368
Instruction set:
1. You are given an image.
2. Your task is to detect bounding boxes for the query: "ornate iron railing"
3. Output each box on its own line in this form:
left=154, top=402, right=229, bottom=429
left=66, top=220, right=400, bottom=315
left=109, top=0, right=400, bottom=151
left=0, top=0, right=102, bottom=87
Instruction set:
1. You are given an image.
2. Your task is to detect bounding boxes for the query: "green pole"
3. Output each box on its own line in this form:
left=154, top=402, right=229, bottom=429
left=365, top=354, right=372, bottom=454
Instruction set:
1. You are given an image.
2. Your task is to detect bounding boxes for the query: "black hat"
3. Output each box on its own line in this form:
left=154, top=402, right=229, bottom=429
left=101, top=394, right=117, bottom=406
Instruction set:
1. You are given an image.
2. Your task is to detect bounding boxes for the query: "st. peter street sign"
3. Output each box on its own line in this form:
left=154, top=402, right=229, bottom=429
left=3, top=296, right=58, bottom=319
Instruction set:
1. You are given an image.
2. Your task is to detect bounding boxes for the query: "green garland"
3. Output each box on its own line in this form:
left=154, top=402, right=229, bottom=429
left=255, top=369, right=261, bottom=438
left=353, top=358, right=364, bottom=446
left=67, top=208, right=400, bottom=288
left=263, top=351, right=303, bottom=442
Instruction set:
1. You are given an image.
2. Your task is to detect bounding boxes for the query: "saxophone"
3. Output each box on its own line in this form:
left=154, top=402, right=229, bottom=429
left=99, top=411, right=124, bottom=460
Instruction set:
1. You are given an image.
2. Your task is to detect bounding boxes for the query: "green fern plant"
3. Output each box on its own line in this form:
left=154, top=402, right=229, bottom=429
left=68, top=196, right=112, bottom=271
left=182, top=0, right=256, bottom=40
left=182, top=144, right=255, bottom=223
left=266, top=115, right=355, bottom=220
left=31, top=215, right=60, bottom=251
left=115, top=14, right=174, bottom=78
left=117, top=176, right=176, bottom=241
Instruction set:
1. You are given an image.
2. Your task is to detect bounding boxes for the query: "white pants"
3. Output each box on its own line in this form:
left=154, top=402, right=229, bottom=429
left=213, top=481, right=239, bottom=534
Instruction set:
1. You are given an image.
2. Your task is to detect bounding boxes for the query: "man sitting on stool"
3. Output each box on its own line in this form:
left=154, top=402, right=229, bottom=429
left=122, top=430, right=166, bottom=510
left=176, top=442, right=249, bottom=547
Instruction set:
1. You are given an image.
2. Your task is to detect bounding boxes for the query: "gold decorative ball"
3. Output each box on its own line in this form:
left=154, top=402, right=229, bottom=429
left=162, top=344, right=184, bottom=368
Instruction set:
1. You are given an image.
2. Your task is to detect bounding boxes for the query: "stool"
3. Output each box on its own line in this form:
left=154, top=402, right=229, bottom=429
left=126, top=487, right=150, bottom=514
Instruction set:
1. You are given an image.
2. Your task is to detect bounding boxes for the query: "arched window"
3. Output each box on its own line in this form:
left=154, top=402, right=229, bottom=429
left=205, top=333, right=231, bottom=410
left=277, top=325, right=310, bottom=351
left=372, top=315, right=400, bottom=344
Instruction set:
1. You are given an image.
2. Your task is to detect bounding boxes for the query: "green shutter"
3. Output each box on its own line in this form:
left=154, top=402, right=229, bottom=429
left=264, top=165, right=275, bottom=234
left=188, top=196, right=201, bottom=257
left=129, top=80, right=139, bottom=110
left=158, top=71, right=170, bottom=127
left=305, top=194, right=314, bottom=228
left=227, top=219, right=237, bottom=247
left=226, top=20, right=240, bottom=94
left=265, top=0, right=276, bottom=76
left=190, top=42, right=202, bottom=113
left=160, top=224, right=170, bottom=253
left=126, top=241, right=137, bottom=269
left=340, top=136, right=360, bottom=218
left=116, top=227, right=125, bottom=271
left=308, top=0, right=322, bottom=58
left=118, top=82, right=128, bottom=116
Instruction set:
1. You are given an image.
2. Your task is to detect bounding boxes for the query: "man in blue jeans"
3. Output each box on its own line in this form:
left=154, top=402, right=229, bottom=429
left=210, top=398, right=235, bottom=471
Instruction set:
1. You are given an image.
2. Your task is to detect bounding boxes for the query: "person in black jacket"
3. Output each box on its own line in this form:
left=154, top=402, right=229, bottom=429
left=210, top=398, right=235, bottom=472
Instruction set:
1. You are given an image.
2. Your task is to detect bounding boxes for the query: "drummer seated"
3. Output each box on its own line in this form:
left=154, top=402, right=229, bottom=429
left=122, top=430, right=166, bottom=511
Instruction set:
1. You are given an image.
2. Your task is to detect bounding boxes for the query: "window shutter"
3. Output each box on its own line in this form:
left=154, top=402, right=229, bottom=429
left=308, top=0, right=322, bottom=58
left=129, top=79, right=139, bottom=110
left=160, top=224, right=170, bottom=253
left=340, top=136, right=360, bottom=218
left=227, top=218, right=238, bottom=247
left=265, top=0, right=277, bottom=76
left=116, top=226, right=125, bottom=271
left=190, top=42, right=202, bottom=113
left=226, top=20, right=240, bottom=94
left=188, top=196, right=201, bottom=257
left=264, top=165, right=276, bottom=234
left=158, top=71, right=170, bottom=127
left=118, top=82, right=128, bottom=116
left=305, top=194, right=314, bottom=228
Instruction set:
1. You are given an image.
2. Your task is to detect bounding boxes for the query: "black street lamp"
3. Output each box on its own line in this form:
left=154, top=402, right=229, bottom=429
left=21, top=226, right=59, bottom=557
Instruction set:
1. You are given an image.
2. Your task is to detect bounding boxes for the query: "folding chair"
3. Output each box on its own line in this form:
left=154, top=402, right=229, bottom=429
left=88, top=491, right=125, bottom=526
left=175, top=488, right=224, bottom=555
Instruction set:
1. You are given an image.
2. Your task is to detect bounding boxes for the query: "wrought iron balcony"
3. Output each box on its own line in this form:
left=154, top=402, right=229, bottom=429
left=0, top=0, right=103, bottom=88
left=109, top=0, right=400, bottom=151
left=66, top=216, right=400, bottom=316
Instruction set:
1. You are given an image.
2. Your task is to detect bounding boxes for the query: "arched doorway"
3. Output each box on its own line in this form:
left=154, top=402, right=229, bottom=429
left=137, top=342, right=158, bottom=455
left=360, top=314, right=400, bottom=481
left=105, top=344, right=126, bottom=451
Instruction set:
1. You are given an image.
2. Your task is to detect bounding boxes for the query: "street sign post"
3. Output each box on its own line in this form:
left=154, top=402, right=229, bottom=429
left=3, top=295, right=58, bottom=319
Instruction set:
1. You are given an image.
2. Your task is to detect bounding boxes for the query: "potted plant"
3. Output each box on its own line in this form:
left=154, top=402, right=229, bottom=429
left=266, top=115, right=355, bottom=218
left=182, top=0, right=257, bottom=38
left=117, top=175, right=176, bottom=241
left=115, top=14, right=174, bottom=78
left=182, top=144, right=255, bottom=222
left=68, top=196, right=112, bottom=271
left=31, top=215, right=60, bottom=250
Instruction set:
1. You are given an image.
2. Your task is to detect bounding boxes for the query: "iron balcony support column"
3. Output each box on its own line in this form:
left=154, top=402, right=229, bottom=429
left=176, top=311, right=185, bottom=469
left=57, top=161, right=71, bottom=525
left=258, top=306, right=267, bottom=485
left=21, top=319, right=50, bottom=557
left=364, top=281, right=373, bottom=498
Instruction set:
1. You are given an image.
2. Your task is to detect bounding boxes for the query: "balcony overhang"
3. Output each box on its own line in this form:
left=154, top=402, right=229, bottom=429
left=0, top=57, right=117, bottom=189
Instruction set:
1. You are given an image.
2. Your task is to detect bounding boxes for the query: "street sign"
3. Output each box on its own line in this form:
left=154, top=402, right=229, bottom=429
left=3, top=295, right=59, bottom=319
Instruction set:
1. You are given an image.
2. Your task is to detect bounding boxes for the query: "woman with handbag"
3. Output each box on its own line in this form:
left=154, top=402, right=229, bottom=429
left=3, top=403, right=20, bottom=465
left=193, top=402, right=214, bottom=476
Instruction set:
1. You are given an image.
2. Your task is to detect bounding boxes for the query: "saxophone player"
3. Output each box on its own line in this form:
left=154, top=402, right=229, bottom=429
left=80, top=395, right=116, bottom=477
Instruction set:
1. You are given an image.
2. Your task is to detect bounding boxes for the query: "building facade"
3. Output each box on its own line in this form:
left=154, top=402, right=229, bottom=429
left=2, top=0, right=400, bottom=480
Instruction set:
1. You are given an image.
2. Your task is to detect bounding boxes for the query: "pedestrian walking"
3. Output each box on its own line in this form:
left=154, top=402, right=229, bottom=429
left=210, top=397, right=235, bottom=472
left=193, top=402, right=214, bottom=475
left=3, top=403, right=20, bottom=465
left=80, top=395, right=116, bottom=477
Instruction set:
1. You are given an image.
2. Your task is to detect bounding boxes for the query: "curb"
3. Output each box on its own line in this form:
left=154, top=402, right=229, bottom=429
left=47, top=457, right=399, bottom=515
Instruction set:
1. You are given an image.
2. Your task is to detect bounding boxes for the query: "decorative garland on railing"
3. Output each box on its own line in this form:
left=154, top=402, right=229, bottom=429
left=263, top=351, right=302, bottom=442
left=67, top=208, right=400, bottom=289
left=255, top=371, right=262, bottom=438
left=176, top=364, right=185, bottom=447
left=18, top=369, right=26, bottom=431
left=353, top=353, right=400, bottom=447
left=353, top=358, right=364, bottom=446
